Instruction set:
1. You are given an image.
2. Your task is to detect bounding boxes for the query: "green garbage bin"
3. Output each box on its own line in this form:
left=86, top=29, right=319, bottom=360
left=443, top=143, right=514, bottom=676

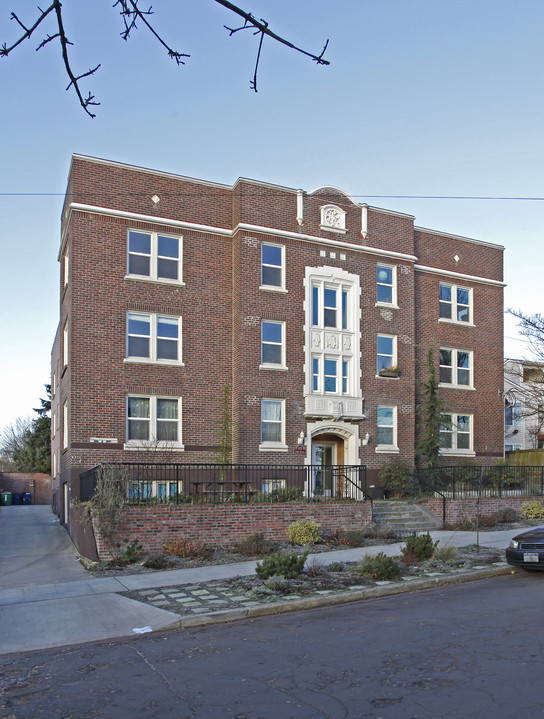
left=1, top=492, right=12, bottom=506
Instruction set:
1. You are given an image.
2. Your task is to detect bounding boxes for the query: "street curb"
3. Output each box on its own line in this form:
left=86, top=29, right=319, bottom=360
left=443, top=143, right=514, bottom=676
left=154, top=564, right=515, bottom=632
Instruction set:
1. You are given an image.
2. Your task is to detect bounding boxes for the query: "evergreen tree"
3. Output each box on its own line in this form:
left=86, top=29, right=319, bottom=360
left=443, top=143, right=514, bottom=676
left=416, top=349, right=449, bottom=470
left=6, top=386, right=51, bottom=474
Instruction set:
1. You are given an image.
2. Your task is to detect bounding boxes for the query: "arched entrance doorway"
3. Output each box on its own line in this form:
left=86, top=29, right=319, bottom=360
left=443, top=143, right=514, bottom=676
left=310, top=431, right=345, bottom=496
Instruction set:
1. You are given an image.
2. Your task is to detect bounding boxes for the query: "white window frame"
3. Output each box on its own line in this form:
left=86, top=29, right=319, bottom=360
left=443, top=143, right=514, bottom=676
left=320, top=204, right=346, bottom=233
left=62, top=401, right=69, bottom=450
left=62, top=321, right=69, bottom=369
left=439, top=283, right=473, bottom=325
left=125, top=395, right=183, bottom=450
left=259, top=399, right=287, bottom=452
left=126, top=312, right=183, bottom=365
left=439, top=413, right=474, bottom=456
left=260, top=243, right=286, bottom=292
left=376, top=405, right=399, bottom=453
left=127, top=230, right=183, bottom=284
left=505, top=401, right=522, bottom=427
left=439, top=348, right=473, bottom=389
left=377, top=334, right=397, bottom=375
left=376, top=263, right=397, bottom=307
left=305, top=266, right=361, bottom=401
left=260, top=320, right=286, bottom=370
left=63, top=247, right=69, bottom=289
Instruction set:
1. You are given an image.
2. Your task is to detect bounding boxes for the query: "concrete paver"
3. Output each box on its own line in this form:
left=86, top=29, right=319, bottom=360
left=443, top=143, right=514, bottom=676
left=0, top=504, right=524, bottom=656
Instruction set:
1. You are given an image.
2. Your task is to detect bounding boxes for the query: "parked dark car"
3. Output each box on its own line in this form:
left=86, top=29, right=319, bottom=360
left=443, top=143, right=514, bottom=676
left=506, top=526, right=544, bottom=570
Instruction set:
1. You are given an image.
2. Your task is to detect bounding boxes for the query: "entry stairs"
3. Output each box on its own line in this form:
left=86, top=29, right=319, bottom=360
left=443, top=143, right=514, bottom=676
left=372, top=500, right=442, bottom=533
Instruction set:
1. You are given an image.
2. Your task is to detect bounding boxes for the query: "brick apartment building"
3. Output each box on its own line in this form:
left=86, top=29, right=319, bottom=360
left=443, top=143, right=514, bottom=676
left=51, top=155, right=505, bottom=522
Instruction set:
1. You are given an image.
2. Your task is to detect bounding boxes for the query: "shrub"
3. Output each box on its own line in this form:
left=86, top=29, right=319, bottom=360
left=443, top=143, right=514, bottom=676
left=329, top=529, right=368, bottom=547
left=378, top=457, right=413, bottom=498
left=520, top=501, right=544, bottom=520
left=353, top=552, right=401, bottom=580
left=142, top=552, right=172, bottom=569
left=286, top=519, right=321, bottom=546
left=326, top=561, right=346, bottom=572
left=252, top=487, right=303, bottom=503
left=263, top=575, right=289, bottom=592
left=235, top=533, right=278, bottom=557
left=255, top=551, right=308, bottom=579
left=163, top=538, right=213, bottom=560
left=376, top=525, right=400, bottom=542
left=433, top=544, right=458, bottom=563
left=401, top=533, right=437, bottom=562
left=116, top=538, right=143, bottom=563
left=495, top=507, right=519, bottom=523
left=305, top=556, right=324, bottom=577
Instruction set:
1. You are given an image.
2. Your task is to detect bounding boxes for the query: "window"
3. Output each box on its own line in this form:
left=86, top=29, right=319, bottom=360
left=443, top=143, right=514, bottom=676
left=126, top=395, right=182, bottom=447
left=505, top=402, right=522, bottom=426
left=261, top=321, right=285, bottom=368
left=261, top=243, right=284, bottom=290
left=260, top=399, right=286, bottom=450
left=62, top=401, right=68, bottom=450
left=62, top=322, right=68, bottom=368
left=63, top=248, right=69, bottom=288
left=377, top=406, right=398, bottom=450
left=376, top=264, right=396, bottom=305
left=439, top=349, right=472, bottom=387
left=439, top=283, right=471, bottom=323
left=439, top=414, right=473, bottom=453
left=505, top=444, right=522, bottom=452
left=311, top=355, right=351, bottom=394
left=312, top=283, right=351, bottom=331
left=306, top=267, right=360, bottom=401
left=377, top=335, right=397, bottom=373
left=127, top=230, right=181, bottom=282
left=127, top=313, right=181, bottom=363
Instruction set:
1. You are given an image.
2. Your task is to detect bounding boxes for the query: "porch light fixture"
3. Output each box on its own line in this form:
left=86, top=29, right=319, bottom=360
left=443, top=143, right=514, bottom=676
left=362, top=432, right=371, bottom=446
left=297, top=431, right=306, bottom=445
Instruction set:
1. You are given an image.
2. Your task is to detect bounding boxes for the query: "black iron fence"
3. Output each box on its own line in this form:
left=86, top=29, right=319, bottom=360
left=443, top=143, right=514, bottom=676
left=79, top=463, right=368, bottom=504
left=413, top=465, right=544, bottom=499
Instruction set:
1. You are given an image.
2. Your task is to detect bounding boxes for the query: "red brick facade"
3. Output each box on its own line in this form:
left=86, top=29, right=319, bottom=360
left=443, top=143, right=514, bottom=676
left=0, top=473, right=51, bottom=505
left=51, top=155, right=504, bottom=542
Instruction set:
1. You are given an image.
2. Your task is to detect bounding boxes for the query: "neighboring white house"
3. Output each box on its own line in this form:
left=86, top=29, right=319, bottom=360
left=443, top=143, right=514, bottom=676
left=504, top=359, right=544, bottom=451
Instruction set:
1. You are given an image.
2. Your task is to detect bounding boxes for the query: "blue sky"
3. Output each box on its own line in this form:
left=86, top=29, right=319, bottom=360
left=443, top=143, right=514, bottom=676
left=1, top=0, right=543, bottom=430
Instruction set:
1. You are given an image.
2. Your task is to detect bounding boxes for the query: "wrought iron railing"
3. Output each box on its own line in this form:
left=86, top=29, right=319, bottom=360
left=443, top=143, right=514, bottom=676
left=413, top=465, right=544, bottom=500
left=79, top=463, right=368, bottom=504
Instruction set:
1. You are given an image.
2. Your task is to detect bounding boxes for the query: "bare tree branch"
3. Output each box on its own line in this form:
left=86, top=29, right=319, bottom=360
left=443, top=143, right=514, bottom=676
left=218, top=0, right=330, bottom=92
left=1, top=0, right=330, bottom=115
left=508, top=309, right=544, bottom=363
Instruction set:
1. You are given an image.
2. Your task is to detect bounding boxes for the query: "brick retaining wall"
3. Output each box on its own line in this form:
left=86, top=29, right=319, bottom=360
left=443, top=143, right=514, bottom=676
left=94, top=502, right=372, bottom=560
left=420, top=496, right=543, bottom=525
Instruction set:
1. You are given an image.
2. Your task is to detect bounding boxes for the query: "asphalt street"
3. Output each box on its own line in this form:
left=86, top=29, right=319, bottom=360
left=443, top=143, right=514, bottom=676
left=2, top=570, right=543, bottom=719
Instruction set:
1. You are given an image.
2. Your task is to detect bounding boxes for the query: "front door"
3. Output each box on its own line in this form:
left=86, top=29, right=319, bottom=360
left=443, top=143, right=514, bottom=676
left=311, top=443, right=334, bottom=496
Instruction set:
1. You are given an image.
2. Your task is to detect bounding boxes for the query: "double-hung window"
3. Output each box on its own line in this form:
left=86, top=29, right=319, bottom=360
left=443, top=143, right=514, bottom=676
left=261, top=243, right=285, bottom=290
left=439, top=283, right=471, bottom=323
left=439, top=413, right=473, bottom=453
left=311, top=356, right=351, bottom=394
left=260, top=399, right=286, bottom=450
left=261, top=321, right=285, bottom=368
left=127, top=313, right=181, bottom=363
left=439, top=349, right=472, bottom=387
left=376, top=406, right=398, bottom=451
left=126, top=395, right=182, bottom=447
left=127, top=230, right=182, bottom=283
left=505, top=402, right=522, bottom=427
left=377, top=335, right=397, bottom=374
left=376, top=264, right=396, bottom=305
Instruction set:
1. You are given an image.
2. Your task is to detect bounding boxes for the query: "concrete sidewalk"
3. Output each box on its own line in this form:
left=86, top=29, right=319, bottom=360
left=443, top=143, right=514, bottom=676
left=0, top=505, right=520, bottom=655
